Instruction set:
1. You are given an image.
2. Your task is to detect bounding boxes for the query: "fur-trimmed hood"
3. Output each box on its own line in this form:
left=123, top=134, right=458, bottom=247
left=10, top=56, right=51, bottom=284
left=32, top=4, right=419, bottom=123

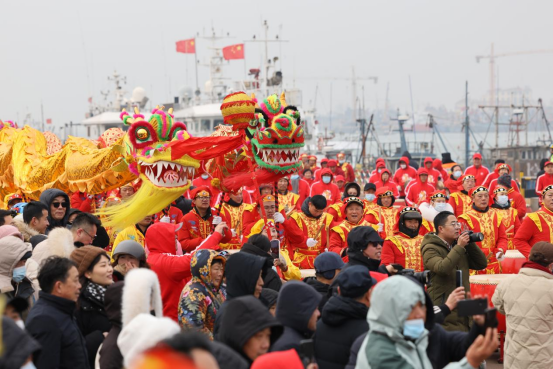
left=31, top=227, right=75, bottom=267
left=0, top=237, right=30, bottom=293
left=121, top=268, right=163, bottom=328
left=12, top=220, right=39, bottom=243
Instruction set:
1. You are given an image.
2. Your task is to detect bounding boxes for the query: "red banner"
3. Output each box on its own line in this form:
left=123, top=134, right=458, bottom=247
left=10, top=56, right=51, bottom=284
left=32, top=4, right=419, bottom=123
left=46, top=119, right=52, bottom=124
left=176, top=39, right=195, bottom=54
left=222, top=44, right=245, bottom=60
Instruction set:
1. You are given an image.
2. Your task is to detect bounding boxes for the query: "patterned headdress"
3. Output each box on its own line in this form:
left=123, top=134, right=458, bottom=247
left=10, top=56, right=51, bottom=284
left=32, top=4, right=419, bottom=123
left=543, top=184, right=553, bottom=196
left=430, top=190, right=447, bottom=200
left=343, top=196, right=364, bottom=209
left=469, top=185, right=488, bottom=197
left=493, top=186, right=508, bottom=195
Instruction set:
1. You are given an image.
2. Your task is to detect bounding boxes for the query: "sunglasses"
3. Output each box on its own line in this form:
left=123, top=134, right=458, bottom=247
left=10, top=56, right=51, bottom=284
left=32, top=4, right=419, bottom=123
left=52, top=202, right=67, bottom=208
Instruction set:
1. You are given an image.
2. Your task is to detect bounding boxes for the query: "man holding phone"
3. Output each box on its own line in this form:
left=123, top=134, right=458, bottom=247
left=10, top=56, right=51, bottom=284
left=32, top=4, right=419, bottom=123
left=421, top=211, right=487, bottom=331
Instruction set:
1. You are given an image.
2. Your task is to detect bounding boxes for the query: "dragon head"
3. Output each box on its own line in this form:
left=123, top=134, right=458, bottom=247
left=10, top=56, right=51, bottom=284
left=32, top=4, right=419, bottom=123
left=100, top=106, right=199, bottom=229
left=251, top=113, right=304, bottom=174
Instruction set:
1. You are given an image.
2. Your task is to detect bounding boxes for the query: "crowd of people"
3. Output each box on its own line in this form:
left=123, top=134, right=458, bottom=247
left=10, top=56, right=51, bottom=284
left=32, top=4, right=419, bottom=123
left=2, top=148, right=553, bottom=369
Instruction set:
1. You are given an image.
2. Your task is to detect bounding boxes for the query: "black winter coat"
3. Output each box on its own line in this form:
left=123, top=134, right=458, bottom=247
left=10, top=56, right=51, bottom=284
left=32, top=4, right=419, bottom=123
left=303, top=277, right=332, bottom=312
left=314, top=295, right=368, bottom=369
left=240, top=243, right=282, bottom=292
left=271, top=281, right=321, bottom=353
left=75, top=283, right=111, bottom=369
left=39, top=188, right=71, bottom=232
left=98, top=281, right=124, bottom=369
left=26, top=291, right=90, bottom=369
left=213, top=253, right=268, bottom=338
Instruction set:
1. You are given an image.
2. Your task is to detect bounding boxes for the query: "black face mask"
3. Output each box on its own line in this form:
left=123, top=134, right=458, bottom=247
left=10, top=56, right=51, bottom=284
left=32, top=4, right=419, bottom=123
left=398, top=218, right=421, bottom=238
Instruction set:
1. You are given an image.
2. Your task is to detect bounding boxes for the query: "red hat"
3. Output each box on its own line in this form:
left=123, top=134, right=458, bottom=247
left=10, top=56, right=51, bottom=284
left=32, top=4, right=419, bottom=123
left=430, top=190, right=447, bottom=200
left=417, top=168, right=429, bottom=176
left=493, top=186, right=508, bottom=195
left=300, top=153, right=309, bottom=159
left=328, top=159, right=338, bottom=166
left=461, top=174, right=475, bottom=182
left=376, top=158, right=384, bottom=163
left=321, top=158, right=330, bottom=164
left=545, top=161, right=553, bottom=167
left=190, top=186, right=212, bottom=199
left=337, top=153, right=346, bottom=159
left=343, top=196, right=364, bottom=209
left=473, top=153, right=482, bottom=159
left=309, top=155, right=317, bottom=161
left=376, top=161, right=386, bottom=169
left=495, top=163, right=512, bottom=173
left=335, top=175, right=345, bottom=182
left=424, top=157, right=433, bottom=164
left=375, top=186, right=394, bottom=198
left=543, top=184, right=553, bottom=196
left=469, top=185, right=488, bottom=197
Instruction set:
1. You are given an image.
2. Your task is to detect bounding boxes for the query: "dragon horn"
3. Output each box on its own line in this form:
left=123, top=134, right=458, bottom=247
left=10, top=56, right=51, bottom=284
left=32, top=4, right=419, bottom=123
left=168, top=107, right=173, bottom=115
left=133, top=106, right=140, bottom=115
left=280, top=92, right=288, bottom=108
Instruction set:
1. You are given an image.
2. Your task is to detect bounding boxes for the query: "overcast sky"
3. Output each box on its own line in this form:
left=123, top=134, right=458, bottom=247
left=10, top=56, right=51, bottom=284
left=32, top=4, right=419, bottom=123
left=1, top=0, right=552, bottom=128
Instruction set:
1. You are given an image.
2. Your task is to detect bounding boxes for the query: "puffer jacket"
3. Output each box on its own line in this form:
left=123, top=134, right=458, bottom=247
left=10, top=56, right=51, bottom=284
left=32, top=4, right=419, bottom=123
left=492, top=264, right=553, bottom=369
left=178, top=249, right=227, bottom=339
left=421, top=233, right=487, bottom=332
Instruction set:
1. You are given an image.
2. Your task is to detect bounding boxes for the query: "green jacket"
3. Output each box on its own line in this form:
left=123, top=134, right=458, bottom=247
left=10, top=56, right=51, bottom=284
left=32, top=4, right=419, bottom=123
left=421, top=233, right=487, bottom=332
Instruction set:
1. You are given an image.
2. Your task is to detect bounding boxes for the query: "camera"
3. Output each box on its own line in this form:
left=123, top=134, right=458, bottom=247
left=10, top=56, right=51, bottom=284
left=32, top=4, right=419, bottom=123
left=397, top=268, right=431, bottom=287
left=464, top=230, right=484, bottom=243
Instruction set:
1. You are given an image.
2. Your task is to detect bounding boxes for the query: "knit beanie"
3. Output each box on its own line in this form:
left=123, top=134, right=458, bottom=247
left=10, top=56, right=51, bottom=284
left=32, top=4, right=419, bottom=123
left=70, top=245, right=108, bottom=277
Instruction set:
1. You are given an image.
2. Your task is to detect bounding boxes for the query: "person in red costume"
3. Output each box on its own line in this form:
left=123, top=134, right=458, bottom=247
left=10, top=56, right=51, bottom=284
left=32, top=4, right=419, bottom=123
left=487, top=164, right=520, bottom=193
left=300, top=153, right=310, bottom=171
left=291, top=171, right=311, bottom=210
left=422, top=157, right=442, bottom=186
left=242, top=194, right=282, bottom=240
left=418, top=190, right=453, bottom=235
left=364, top=187, right=399, bottom=240
left=328, top=197, right=374, bottom=261
left=327, top=183, right=362, bottom=224
left=482, top=160, right=507, bottom=188
left=535, top=161, right=553, bottom=201
left=147, top=221, right=226, bottom=322
left=276, top=176, right=299, bottom=213
left=327, top=159, right=346, bottom=178
left=405, top=168, right=436, bottom=206
left=514, top=184, right=553, bottom=258
left=218, top=188, right=254, bottom=250
left=178, top=186, right=232, bottom=252
left=393, top=156, right=417, bottom=198
left=464, top=153, right=490, bottom=186
left=491, top=186, right=521, bottom=251
left=433, top=158, right=449, bottom=182
left=337, top=152, right=356, bottom=183
left=192, top=172, right=220, bottom=207
left=448, top=174, right=476, bottom=216
left=314, top=158, right=329, bottom=181
left=310, top=168, right=341, bottom=206
left=335, top=175, right=346, bottom=191
left=369, top=158, right=385, bottom=177
left=458, top=186, right=508, bottom=274
left=302, top=168, right=315, bottom=187
left=282, top=195, right=334, bottom=269
left=381, top=207, right=425, bottom=272
left=70, top=192, right=105, bottom=213
left=374, top=169, right=400, bottom=198
left=444, top=164, right=464, bottom=194
left=369, top=161, right=387, bottom=183
left=309, top=155, right=319, bottom=171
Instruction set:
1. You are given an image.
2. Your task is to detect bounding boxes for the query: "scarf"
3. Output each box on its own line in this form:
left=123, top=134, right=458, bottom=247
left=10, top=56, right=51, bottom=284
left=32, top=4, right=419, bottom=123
left=471, top=204, right=489, bottom=213
left=85, top=281, right=107, bottom=305
left=521, top=261, right=553, bottom=275
left=227, top=198, right=242, bottom=207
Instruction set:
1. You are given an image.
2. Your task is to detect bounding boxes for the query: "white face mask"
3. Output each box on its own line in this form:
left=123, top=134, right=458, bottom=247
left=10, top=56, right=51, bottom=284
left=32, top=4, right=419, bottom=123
left=322, top=176, right=331, bottom=184
left=433, top=203, right=447, bottom=212
left=453, top=170, right=462, bottom=179
left=201, top=174, right=209, bottom=180
left=400, top=164, right=407, bottom=170
left=496, top=195, right=509, bottom=206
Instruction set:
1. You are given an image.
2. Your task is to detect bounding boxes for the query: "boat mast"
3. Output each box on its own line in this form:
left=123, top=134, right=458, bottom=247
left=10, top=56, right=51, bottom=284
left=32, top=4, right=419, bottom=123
left=464, top=81, right=470, bottom=168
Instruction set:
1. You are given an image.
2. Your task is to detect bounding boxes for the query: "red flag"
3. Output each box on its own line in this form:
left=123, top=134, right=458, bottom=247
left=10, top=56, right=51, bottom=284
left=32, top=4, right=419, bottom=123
left=222, top=44, right=245, bottom=60
left=88, top=97, right=92, bottom=103
left=46, top=119, right=52, bottom=124
left=176, top=39, right=195, bottom=54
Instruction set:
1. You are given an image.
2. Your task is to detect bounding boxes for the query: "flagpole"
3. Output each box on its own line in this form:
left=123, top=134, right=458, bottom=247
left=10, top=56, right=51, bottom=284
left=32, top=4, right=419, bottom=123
left=194, top=55, right=199, bottom=91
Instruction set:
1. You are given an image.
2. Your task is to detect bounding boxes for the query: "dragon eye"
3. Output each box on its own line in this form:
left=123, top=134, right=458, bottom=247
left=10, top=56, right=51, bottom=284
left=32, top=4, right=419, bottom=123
left=136, top=128, right=150, bottom=141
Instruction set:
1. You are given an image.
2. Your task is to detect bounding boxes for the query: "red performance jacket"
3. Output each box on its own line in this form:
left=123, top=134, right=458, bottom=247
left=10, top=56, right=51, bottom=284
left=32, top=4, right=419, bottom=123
left=146, top=223, right=222, bottom=322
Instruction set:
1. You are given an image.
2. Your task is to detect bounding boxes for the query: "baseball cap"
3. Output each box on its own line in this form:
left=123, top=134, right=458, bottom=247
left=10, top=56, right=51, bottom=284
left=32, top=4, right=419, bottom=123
left=314, top=252, right=345, bottom=279
left=335, top=265, right=377, bottom=298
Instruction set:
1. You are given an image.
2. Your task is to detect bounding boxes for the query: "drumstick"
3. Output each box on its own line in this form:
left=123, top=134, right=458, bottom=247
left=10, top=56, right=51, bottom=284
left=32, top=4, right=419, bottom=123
left=313, top=222, right=326, bottom=240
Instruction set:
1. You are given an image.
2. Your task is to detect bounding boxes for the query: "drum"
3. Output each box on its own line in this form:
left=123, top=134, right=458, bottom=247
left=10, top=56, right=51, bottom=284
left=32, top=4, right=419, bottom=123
left=501, top=250, right=526, bottom=274
left=469, top=274, right=510, bottom=333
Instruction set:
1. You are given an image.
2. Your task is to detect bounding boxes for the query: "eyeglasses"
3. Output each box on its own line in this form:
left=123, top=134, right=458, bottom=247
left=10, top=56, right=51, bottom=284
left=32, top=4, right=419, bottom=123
left=81, top=228, right=96, bottom=239
left=195, top=196, right=211, bottom=200
left=448, top=222, right=462, bottom=229
left=52, top=202, right=67, bottom=208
